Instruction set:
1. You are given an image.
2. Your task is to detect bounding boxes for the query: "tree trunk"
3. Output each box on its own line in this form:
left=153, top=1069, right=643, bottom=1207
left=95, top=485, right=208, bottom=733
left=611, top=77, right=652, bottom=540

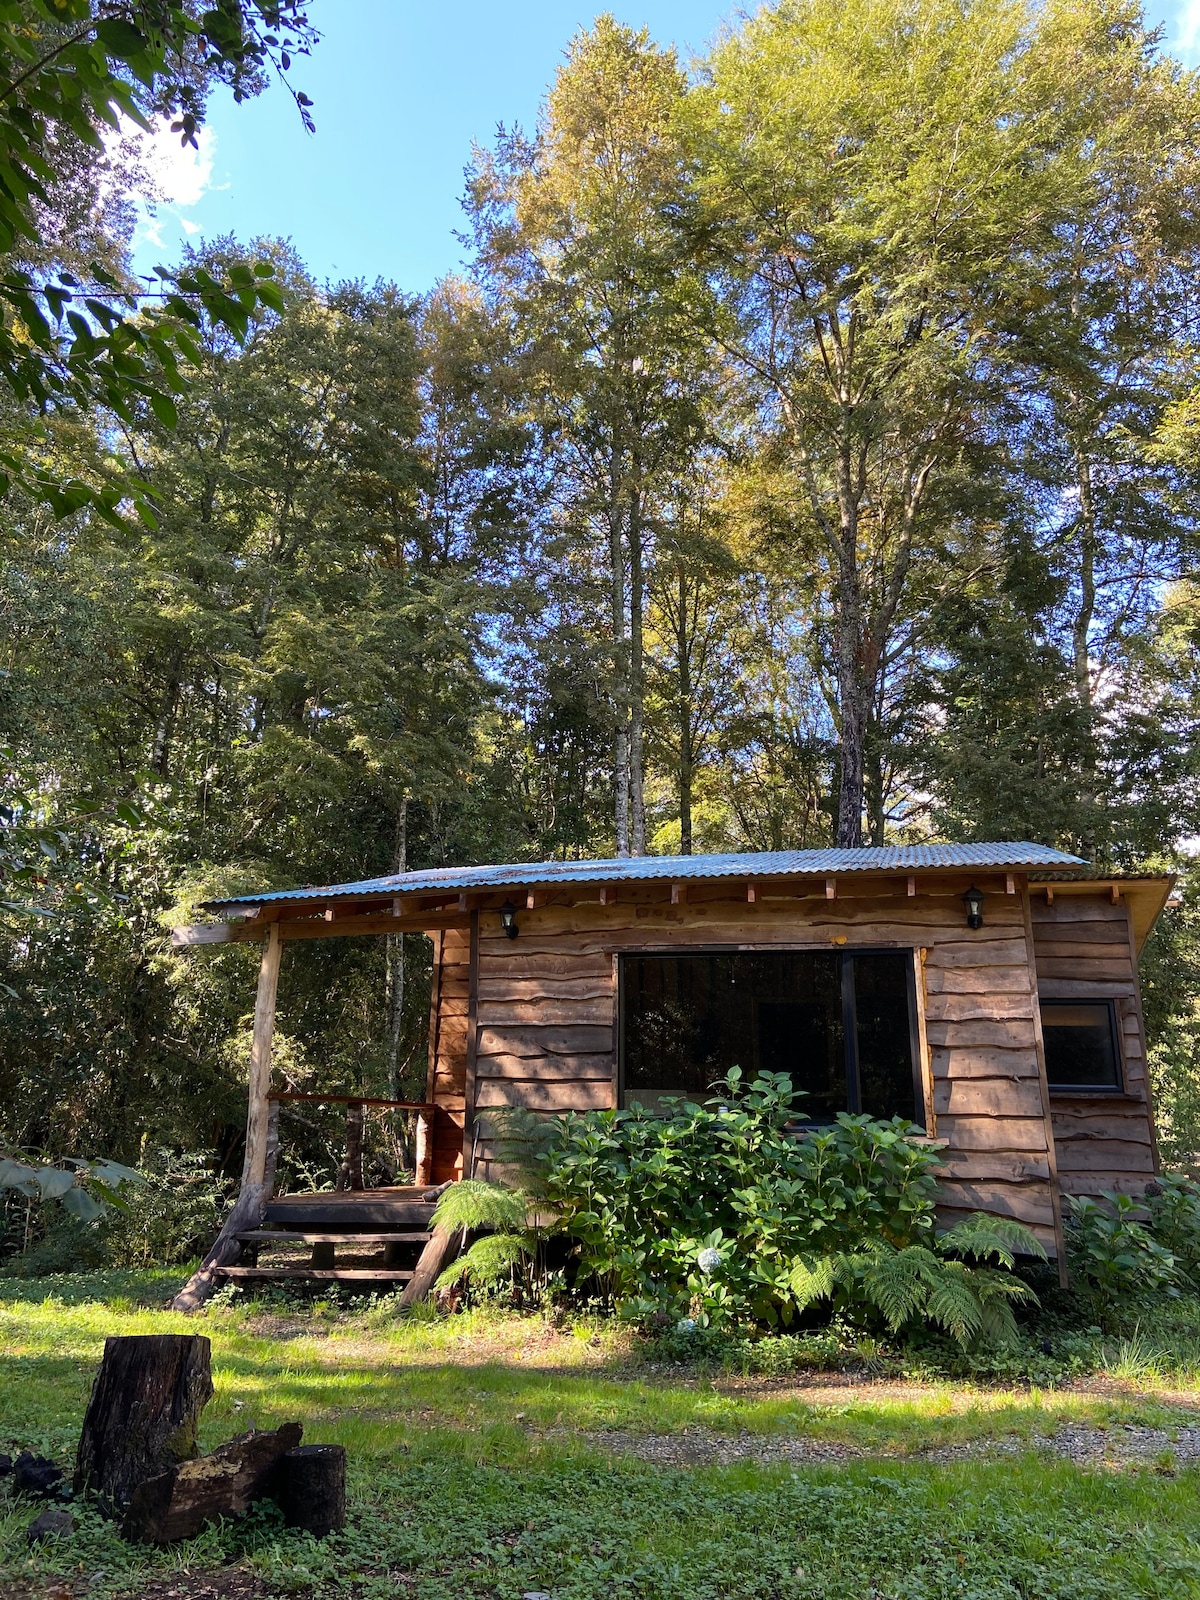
left=280, top=1445, right=346, bottom=1537
left=629, top=481, right=646, bottom=855
left=676, top=564, right=693, bottom=855
left=122, top=1424, right=303, bottom=1545
left=74, top=1335, right=214, bottom=1508
left=609, top=453, right=630, bottom=856
left=834, top=544, right=868, bottom=848
left=386, top=799, right=408, bottom=1101
left=1072, top=438, right=1099, bottom=859
left=336, top=1102, right=364, bottom=1192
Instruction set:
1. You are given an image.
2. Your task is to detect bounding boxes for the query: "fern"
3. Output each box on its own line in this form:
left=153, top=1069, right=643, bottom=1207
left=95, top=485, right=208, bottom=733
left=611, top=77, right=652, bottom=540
left=431, top=1178, right=529, bottom=1235
left=437, top=1232, right=528, bottom=1291
left=923, top=1259, right=986, bottom=1345
left=788, top=1254, right=836, bottom=1308
left=939, top=1213, right=1046, bottom=1269
left=859, top=1246, right=941, bottom=1332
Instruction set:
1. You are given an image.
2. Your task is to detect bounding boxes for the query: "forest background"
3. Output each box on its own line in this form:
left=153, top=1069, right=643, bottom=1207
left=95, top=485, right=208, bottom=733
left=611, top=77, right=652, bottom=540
left=5, top=0, right=1200, bottom=1236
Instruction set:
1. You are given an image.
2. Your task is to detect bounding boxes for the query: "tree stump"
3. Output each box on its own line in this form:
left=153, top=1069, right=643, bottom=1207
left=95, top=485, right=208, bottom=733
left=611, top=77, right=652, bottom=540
left=122, top=1424, right=303, bottom=1544
left=281, top=1444, right=346, bottom=1537
left=74, top=1335, right=214, bottom=1508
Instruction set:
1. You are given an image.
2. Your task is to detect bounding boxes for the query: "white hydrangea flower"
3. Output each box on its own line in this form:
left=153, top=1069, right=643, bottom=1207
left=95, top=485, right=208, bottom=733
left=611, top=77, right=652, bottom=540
left=697, top=1246, right=723, bottom=1275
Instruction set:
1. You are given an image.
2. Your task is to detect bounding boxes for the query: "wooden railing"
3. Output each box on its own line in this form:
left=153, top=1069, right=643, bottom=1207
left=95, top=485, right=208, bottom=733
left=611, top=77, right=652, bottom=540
left=268, top=1092, right=437, bottom=1190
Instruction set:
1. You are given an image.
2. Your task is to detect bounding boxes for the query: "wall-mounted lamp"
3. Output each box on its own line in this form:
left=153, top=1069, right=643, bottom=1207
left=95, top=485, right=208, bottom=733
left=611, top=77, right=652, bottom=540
left=500, top=900, right=519, bottom=939
left=963, top=885, right=984, bottom=930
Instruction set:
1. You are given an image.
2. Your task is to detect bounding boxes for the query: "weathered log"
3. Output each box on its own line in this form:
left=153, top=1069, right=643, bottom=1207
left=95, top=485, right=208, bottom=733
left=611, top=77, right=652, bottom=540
left=121, top=1423, right=303, bottom=1544
left=74, top=1334, right=213, bottom=1508
left=398, top=1223, right=456, bottom=1309
left=281, top=1444, right=346, bottom=1537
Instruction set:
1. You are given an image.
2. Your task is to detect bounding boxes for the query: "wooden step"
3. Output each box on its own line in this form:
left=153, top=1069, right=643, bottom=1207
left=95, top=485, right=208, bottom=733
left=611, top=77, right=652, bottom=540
left=234, top=1230, right=431, bottom=1244
left=264, top=1196, right=438, bottom=1228
left=215, top=1266, right=415, bottom=1282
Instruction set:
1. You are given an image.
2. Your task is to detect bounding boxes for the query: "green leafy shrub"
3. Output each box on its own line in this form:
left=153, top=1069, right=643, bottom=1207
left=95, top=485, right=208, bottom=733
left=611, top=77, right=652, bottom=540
left=1144, top=1173, right=1200, bottom=1280
left=100, top=1150, right=236, bottom=1269
left=504, top=1072, right=1042, bottom=1345
left=1066, top=1191, right=1180, bottom=1309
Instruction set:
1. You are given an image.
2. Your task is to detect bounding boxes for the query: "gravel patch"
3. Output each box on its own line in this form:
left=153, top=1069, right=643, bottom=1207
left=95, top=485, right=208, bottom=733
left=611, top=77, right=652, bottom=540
left=558, top=1422, right=1200, bottom=1470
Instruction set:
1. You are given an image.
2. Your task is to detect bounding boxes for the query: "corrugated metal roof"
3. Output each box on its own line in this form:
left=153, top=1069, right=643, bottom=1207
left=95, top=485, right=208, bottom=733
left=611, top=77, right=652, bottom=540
left=205, top=842, right=1086, bottom=910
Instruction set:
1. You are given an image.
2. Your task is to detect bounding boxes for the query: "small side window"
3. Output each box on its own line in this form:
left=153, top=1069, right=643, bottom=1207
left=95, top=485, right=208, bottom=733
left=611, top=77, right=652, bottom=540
left=1041, top=999, right=1122, bottom=1092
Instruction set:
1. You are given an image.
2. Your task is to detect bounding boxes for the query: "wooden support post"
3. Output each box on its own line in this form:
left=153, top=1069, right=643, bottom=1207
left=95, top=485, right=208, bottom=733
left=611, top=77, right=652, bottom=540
left=336, top=1101, right=364, bottom=1192
left=1006, top=873, right=1016, bottom=895
left=826, top=877, right=837, bottom=900
left=671, top=882, right=686, bottom=905
left=746, top=883, right=757, bottom=904
left=907, top=876, right=916, bottom=897
left=1111, top=884, right=1121, bottom=904
left=1045, top=886, right=1054, bottom=905
left=599, top=885, right=616, bottom=906
left=243, top=924, right=282, bottom=1190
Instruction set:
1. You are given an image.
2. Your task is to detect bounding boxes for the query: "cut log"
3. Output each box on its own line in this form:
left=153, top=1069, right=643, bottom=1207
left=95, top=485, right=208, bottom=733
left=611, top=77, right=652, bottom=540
left=121, top=1423, right=303, bottom=1545
left=74, top=1335, right=214, bottom=1508
left=281, top=1444, right=346, bottom=1537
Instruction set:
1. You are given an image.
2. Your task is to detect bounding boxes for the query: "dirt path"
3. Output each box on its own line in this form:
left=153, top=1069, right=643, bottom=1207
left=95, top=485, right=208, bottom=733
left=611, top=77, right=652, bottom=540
left=564, top=1420, right=1200, bottom=1470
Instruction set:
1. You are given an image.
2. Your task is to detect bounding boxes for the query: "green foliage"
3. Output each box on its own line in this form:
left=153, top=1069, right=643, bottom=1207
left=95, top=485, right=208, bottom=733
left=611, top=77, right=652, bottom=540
left=789, top=1216, right=1046, bottom=1349
left=431, top=1179, right=543, bottom=1295
left=0, top=2, right=317, bottom=516
left=530, top=1071, right=968, bottom=1330
left=1067, top=1191, right=1181, bottom=1309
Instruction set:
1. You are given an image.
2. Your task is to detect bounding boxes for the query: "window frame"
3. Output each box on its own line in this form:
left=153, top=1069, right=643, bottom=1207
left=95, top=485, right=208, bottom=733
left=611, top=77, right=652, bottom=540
left=616, top=945, right=926, bottom=1129
left=1040, top=996, right=1125, bottom=1096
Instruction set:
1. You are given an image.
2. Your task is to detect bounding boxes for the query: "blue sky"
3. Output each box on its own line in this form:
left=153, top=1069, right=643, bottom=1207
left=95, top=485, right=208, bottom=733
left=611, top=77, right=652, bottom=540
left=129, top=0, right=1198, bottom=294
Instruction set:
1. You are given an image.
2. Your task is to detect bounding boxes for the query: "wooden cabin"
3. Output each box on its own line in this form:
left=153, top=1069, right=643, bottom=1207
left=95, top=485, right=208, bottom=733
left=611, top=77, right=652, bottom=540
left=172, top=843, right=1173, bottom=1298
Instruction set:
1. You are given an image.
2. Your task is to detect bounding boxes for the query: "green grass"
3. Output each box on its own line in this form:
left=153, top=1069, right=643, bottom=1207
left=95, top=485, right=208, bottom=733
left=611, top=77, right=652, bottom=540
left=3, top=1272, right=1200, bottom=1598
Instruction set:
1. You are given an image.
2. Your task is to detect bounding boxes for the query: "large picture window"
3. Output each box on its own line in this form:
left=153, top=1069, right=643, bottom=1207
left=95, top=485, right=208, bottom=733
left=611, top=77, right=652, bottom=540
left=620, top=949, right=923, bottom=1126
left=1041, top=999, right=1122, bottom=1092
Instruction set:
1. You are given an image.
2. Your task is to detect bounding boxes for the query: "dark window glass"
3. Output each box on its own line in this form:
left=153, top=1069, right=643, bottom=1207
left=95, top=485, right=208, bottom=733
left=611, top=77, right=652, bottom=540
left=1041, top=1000, right=1121, bottom=1090
left=854, top=952, right=919, bottom=1121
left=621, top=950, right=920, bottom=1124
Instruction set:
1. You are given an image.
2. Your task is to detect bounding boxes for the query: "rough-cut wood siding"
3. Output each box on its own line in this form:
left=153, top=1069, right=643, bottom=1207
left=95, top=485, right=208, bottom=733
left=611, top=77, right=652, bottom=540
left=424, top=879, right=1071, bottom=1250
left=428, top=926, right=471, bottom=1183
left=1032, top=893, right=1158, bottom=1200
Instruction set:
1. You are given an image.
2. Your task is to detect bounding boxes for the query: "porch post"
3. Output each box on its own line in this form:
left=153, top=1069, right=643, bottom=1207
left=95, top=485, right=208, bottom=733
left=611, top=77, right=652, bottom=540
left=243, top=923, right=282, bottom=1189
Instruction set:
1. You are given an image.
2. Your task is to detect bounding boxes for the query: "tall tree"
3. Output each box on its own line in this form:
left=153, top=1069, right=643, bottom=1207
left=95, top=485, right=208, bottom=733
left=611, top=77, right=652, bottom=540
left=468, top=16, right=714, bottom=855
left=685, top=0, right=1174, bottom=846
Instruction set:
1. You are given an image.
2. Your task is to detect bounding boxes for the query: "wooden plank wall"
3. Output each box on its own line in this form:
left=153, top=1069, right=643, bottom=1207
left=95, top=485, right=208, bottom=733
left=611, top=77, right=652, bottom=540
left=423, top=878, right=1068, bottom=1251
left=427, top=926, right=471, bottom=1184
left=1032, top=893, right=1158, bottom=1200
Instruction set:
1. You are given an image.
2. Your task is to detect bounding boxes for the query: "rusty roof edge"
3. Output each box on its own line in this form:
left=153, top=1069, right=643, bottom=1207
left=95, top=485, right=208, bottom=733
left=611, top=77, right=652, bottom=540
left=202, top=842, right=1087, bottom=912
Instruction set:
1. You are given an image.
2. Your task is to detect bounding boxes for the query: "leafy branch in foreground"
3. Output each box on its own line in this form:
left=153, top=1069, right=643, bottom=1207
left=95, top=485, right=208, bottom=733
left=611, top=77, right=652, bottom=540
left=0, top=1149, right=141, bottom=1222
left=0, top=1, right=317, bottom=516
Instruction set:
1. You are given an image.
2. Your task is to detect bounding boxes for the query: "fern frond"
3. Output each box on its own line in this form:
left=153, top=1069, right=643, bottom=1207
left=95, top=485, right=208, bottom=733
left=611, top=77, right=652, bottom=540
left=435, top=1232, right=528, bottom=1291
left=788, top=1254, right=836, bottom=1309
left=861, top=1245, right=940, bottom=1332
left=432, top=1178, right=528, bottom=1235
left=923, top=1261, right=984, bottom=1346
left=938, top=1213, right=1046, bottom=1267
left=484, top=1108, right=560, bottom=1194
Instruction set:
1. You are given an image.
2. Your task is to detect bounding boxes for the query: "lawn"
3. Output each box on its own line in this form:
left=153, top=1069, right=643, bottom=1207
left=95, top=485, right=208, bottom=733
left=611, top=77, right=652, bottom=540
left=2, top=1272, right=1200, bottom=1599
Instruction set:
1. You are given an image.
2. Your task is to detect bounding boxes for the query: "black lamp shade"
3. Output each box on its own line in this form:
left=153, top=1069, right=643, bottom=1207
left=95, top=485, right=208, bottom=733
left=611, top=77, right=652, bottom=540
left=963, top=885, right=984, bottom=929
left=500, top=900, right=519, bottom=938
